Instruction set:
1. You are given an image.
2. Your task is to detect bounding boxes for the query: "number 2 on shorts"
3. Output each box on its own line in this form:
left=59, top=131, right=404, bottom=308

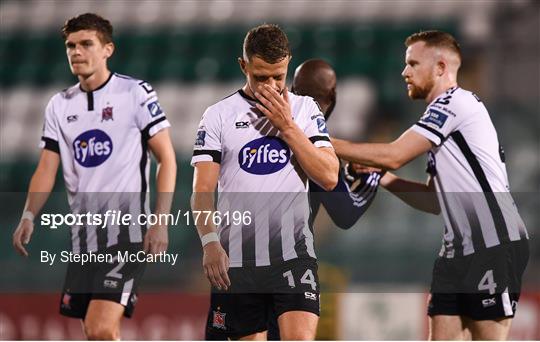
left=106, top=257, right=125, bottom=279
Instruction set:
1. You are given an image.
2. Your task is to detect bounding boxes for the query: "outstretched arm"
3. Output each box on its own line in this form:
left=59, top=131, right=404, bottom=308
left=332, top=129, right=433, bottom=170
left=313, top=166, right=381, bottom=229
left=380, top=172, right=440, bottom=214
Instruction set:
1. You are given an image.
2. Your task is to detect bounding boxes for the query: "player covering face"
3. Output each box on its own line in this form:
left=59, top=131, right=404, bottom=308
left=192, top=24, right=339, bottom=341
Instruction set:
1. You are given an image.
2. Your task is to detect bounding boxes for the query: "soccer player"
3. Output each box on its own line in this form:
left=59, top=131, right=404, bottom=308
left=191, top=25, right=339, bottom=340
left=266, top=58, right=382, bottom=340
left=292, top=59, right=381, bottom=229
left=11, top=13, right=176, bottom=340
left=332, top=30, right=529, bottom=340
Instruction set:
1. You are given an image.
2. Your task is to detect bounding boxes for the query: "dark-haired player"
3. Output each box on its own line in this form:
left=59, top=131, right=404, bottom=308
left=12, top=13, right=176, bottom=339
left=266, top=58, right=382, bottom=340
left=332, top=30, right=529, bottom=340
left=191, top=24, right=339, bottom=340
left=292, top=59, right=381, bottom=229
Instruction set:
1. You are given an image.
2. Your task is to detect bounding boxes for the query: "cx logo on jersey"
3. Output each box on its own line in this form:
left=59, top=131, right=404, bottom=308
left=238, top=136, right=290, bottom=175
left=305, top=292, right=317, bottom=301
left=235, top=121, right=250, bottom=128
left=73, top=129, right=113, bottom=167
left=103, top=279, right=118, bottom=289
left=481, top=297, right=496, bottom=308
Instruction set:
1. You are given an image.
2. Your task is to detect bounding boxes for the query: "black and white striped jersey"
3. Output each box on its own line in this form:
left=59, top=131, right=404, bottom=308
left=191, top=89, right=333, bottom=267
left=412, top=86, right=528, bottom=258
left=40, top=73, right=170, bottom=253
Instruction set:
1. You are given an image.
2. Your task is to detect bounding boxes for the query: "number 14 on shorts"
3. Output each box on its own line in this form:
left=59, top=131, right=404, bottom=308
left=283, top=269, right=317, bottom=291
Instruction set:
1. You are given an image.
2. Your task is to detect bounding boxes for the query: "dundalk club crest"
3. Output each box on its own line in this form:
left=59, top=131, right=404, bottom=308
left=212, top=308, right=226, bottom=330
left=101, top=106, right=113, bottom=122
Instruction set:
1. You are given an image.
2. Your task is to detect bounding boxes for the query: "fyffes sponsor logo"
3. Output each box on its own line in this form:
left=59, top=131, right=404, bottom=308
left=73, top=129, right=113, bottom=167
left=238, top=136, right=290, bottom=175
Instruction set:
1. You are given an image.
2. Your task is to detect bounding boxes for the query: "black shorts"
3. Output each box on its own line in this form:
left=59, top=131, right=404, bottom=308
left=59, top=244, right=146, bottom=319
left=205, top=258, right=320, bottom=340
left=428, top=240, right=529, bottom=320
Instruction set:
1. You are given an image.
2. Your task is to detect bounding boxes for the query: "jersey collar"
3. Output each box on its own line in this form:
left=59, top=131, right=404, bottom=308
left=78, top=72, right=114, bottom=93
left=238, top=88, right=256, bottom=102
left=79, top=72, right=114, bottom=111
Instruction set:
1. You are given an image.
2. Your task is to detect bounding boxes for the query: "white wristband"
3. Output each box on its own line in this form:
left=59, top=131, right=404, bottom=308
left=201, top=232, right=219, bottom=247
left=21, top=210, right=35, bottom=223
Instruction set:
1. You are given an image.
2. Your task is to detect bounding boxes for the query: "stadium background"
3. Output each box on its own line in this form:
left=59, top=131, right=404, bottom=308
left=0, top=0, right=538, bottom=339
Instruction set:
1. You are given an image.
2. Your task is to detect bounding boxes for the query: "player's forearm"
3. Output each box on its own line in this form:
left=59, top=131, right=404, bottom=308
left=332, top=138, right=404, bottom=170
left=281, top=125, right=339, bottom=191
left=322, top=189, right=372, bottom=229
left=153, top=158, right=177, bottom=220
left=190, top=191, right=218, bottom=237
left=380, top=172, right=440, bottom=214
left=24, top=165, right=57, bottom=217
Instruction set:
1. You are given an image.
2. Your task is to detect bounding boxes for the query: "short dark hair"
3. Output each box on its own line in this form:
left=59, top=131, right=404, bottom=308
left=405, top=30, right=461, bottom=61
left=61, top=13, right=113, bottom=44
left=243, top=24, right=290, bottom=63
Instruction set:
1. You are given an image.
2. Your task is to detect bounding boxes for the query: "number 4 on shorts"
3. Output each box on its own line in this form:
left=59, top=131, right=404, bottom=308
left=478, top=269, right=497, bottom=295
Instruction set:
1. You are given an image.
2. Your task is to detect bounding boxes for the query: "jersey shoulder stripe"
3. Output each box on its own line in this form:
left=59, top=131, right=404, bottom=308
left=415, top=122, right=446, bottom=144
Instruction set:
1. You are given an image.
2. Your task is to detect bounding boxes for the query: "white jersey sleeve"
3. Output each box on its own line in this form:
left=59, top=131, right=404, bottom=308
left=301, top=98, right=333, bottom=149
left=134, top=81, right=170, bottom=140
left=411, top=88, right=466, bottom=146
left=39, top=95, right=61, bottom=153
left=191, top=105, right=222, bottom=165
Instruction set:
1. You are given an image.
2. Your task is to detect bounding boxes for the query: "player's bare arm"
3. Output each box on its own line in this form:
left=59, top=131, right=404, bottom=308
left=380, top=172, right=440, bottom=214
left=13, top=149, right=60, bottom=256
left=144, top=128, right=177, bottom=255
left=191, top=161, right=231, bottom=291
left=254, top=84, right=339, bottom=191
left=332, top=128, right=432, bottom=170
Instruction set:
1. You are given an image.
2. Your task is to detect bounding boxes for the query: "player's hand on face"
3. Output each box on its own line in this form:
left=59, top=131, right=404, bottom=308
left=203, top=241, right=231, bottom=291
left=254, top=85, right=294, bottom=132
left=13, top=219, right=34, bottom=257
left=143, top=225, right=168, bottom=255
